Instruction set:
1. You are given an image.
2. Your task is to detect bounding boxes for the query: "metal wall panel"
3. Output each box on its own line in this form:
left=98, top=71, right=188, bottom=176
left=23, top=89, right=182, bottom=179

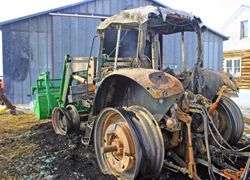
left=2, top=27, right=13, bottom=101
left=184, top=32, right=197, bottom=70
left=202, top=31, right=223, bottom=71
left=162, top=33, right=182, bottom=73
left=163, top=31, right=223, bottom=74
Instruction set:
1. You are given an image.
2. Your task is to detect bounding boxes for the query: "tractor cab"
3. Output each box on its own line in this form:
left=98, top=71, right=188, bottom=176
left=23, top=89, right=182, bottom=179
left=94, top=5, right=237, bottom=101
left=95, top=5, right=205, bottom=80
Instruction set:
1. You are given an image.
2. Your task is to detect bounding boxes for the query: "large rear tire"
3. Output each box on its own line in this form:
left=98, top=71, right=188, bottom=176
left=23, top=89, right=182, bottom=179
left=94, top=106, right=164, bottom=179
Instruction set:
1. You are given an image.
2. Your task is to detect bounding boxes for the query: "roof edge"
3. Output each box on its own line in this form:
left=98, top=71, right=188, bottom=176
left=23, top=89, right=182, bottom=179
left=151, top=1, right=228, bottom=40
left=151, top=0, right=167, bottom=7
left=207, top=27, right=228, bottom=41
left=0, top=0, right=228, bottom=40
left=0, top=0, right=167, bottom=27
left=220, top=4, right=250, bottom=32
left=0, top=0, right=94, bottom=27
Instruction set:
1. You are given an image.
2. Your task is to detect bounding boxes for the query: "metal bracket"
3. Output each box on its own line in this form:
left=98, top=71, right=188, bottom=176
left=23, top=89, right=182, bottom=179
left=81, top=115, right=96, bottom=146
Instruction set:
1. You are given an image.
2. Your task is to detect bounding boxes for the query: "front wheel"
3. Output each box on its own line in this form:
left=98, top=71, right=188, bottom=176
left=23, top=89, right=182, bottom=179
left=94, top=106, right=164, bottom=179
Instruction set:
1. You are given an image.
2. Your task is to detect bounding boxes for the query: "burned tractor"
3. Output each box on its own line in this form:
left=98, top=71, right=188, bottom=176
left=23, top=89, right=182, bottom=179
left=46, top=5, right=250, bottom=179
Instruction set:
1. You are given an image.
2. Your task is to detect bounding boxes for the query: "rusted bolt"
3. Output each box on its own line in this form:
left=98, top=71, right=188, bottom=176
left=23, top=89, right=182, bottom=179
left=163, top=91, right=168, bottom=97
left=166, top=118, right=174, bottom=129
left=101, top=145, right=118, bottom=154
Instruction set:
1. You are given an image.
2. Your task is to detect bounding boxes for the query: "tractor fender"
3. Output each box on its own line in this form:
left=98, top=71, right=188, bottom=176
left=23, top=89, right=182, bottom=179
left=191, top=66, right=238, bottom=100
left=93, top=68, right=184, bottom=120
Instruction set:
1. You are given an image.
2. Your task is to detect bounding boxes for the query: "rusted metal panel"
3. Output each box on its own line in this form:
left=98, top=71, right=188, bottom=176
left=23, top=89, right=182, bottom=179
left=107, top=68, right=184, bottom=99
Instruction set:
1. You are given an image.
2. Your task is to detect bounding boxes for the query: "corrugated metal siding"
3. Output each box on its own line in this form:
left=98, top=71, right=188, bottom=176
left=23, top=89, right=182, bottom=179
left=203, top=31, right=223, bottom=71
left=2, top=0, right=156, bottom=103
left=163, top=31, right=223, bottom=74
left=162, top=33, right=182, bottom=72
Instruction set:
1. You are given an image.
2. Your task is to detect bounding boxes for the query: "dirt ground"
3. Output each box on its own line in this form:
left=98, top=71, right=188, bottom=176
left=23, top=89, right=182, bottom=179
left=0, top=113, right=250, bottom=179
left=0, top=114, right=114, bottom=179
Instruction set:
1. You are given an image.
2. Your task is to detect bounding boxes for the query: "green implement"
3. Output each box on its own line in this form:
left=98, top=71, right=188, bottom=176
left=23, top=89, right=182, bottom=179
left=32, top=54, right=95, bottom=120
left=32, top=72, right=61, bottom=119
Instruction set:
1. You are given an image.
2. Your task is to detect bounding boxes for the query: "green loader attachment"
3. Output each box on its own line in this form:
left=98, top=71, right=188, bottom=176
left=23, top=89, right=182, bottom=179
left=32, top=55, right=95, bottom=123
left=31, top=72, right=61, bottom=119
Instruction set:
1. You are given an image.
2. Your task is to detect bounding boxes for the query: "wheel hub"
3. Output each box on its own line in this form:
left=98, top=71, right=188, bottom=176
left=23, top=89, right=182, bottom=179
left=94, top=107, right=164, bottom=179
left=102, top=123, right=135, bottom=173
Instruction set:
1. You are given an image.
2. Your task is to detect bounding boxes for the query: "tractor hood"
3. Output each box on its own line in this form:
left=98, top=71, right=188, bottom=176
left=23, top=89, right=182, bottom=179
left=93, top=68, right=184, bottom=118
left=97, top=5, right=206, bottom=34
left=105, top=68, right=184, bottom=99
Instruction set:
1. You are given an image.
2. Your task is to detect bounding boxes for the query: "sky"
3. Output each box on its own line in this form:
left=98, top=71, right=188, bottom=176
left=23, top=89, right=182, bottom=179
left=0, top=0, right=250, bottom=31
left=0, top=0, right=250, bottom=75
left=158, top=0, right=250, bottom=31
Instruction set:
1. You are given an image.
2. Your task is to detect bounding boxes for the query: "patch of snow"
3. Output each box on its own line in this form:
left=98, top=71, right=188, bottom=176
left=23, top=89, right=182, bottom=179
left=231, top=89, right=250, bottom=118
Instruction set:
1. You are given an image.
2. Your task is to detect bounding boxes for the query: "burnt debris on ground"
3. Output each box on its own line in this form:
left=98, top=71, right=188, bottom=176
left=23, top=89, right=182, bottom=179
left=0, top=114, right=114, bottom=179
left=0, top=114, right=250, bottom=179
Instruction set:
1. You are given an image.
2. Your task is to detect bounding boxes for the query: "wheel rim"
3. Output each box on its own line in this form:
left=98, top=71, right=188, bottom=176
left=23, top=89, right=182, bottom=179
left=94, top=106, right=164, bottom=179
left=103, top=121, right=136, bottom=173
left=66, top=105, right=80, bottom=132
left=94, top=108, right=140, bottom=179
left=52, top=107, right=72, bottom=135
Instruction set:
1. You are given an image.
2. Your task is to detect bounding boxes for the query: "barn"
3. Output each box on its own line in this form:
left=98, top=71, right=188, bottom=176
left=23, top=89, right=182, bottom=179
left=0, top=0, right=228, bottom=103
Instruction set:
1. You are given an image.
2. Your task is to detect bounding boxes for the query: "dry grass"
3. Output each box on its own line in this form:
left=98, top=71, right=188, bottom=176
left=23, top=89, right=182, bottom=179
left=0, top=114, right=49, bottom=165
left=0, top=114, right=49, bottom=133
left=244, top=117, right=250, bottom=134
left=245, top=117, right=250, bottom=125
left=245, top=129, right=250, bottom=134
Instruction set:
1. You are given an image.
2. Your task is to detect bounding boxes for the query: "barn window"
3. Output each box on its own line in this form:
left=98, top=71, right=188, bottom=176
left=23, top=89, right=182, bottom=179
left=224, top=58, right=241, bottom=77
left=240, top=20, right=248, bottom=39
